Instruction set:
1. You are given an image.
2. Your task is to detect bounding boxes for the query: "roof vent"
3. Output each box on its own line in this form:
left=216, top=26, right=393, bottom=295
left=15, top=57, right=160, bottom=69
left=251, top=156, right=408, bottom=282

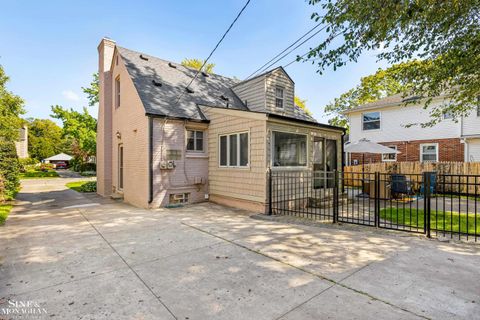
left=168, top=62, right=177, bottom=69
left=140, top=54, right=149, bottom=61
left=220, top=95, right=229, bottom=101
left=201, top=71, right=209, bottom=77
left=152, top=79, right=162, bottom=87
left=186, top=87, right=194, bottom=94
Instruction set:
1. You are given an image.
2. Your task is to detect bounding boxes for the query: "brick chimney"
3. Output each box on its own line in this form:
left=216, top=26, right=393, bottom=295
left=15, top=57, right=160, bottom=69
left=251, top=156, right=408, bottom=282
left=97, top=38, right=115, bottom=197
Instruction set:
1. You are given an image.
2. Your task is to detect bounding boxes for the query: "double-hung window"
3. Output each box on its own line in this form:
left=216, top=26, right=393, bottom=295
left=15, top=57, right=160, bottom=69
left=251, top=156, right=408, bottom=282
left=186, top=130, right=204, bottom=152
left=272, top=131, right=307, bottom=167
left=275, top=87, right=284, bottom=109
left=420, top=143, right=438, bottom=162
left=362, top=112, right=381, bottom=130
left=219, top=132, right=249, bottom=167
left=382, top=145, right=397, bottom=162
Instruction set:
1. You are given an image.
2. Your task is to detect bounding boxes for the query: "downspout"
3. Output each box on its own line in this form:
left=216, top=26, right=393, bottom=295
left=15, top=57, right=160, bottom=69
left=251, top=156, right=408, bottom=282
left=148, top=116, right=153, bottom=204
left=341, top=132, right=345, bottom=170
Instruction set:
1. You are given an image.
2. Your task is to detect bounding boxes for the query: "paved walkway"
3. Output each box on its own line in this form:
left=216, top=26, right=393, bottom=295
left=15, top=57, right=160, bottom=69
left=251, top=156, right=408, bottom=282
left=1, top=178, right=479, bottom=319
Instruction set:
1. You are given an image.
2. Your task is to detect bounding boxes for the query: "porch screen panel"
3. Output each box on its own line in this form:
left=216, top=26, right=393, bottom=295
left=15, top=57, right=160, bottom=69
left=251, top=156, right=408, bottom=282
left=239, top=133, right=249, bottom=166
left=229, top=135, right=238, bottom=166
left=273, top=131, right=307, bottom=167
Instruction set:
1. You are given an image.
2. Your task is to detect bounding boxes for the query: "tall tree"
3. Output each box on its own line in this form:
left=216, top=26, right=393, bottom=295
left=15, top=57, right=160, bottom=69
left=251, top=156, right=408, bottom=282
left=324, top=61, right=416, bottom=131
left=27, top=118, right=70, bottom=160
left=294, top=96, right=313, bottom=116
left=307, top=0, right=480, bottom=126
left=82, top=73, right=99, bottom=107
left=181, top=58, right=215, bottom=73
left=50, top=106, right=97, bottom=162
left=0, top=65, right=25, bottom=141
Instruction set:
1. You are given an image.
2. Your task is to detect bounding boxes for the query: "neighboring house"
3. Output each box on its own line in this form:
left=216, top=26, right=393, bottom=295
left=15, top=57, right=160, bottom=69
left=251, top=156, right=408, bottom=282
left=345, top=94, right=480, bottom=164
left=96, top=38, right=345, bottom=212
left=15, top=125, right=28, bottom=159
left=43, top=153, right=73, bottom=166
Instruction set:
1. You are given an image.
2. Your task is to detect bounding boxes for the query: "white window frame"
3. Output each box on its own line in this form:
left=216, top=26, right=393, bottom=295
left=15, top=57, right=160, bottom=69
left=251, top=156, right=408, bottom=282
left=186, top=130, right=204, bottom=152
left=218, top=131, right=249, bottom=168
left=271, top=130, right=308, bottom=169
left=275, top=86, right=284, bottom=109
left=362, top=111, right=381, bottom=131
left=115, top=76, right=121, bottom=108
left=420, top=143, right=439, bottom=162
left=382, top=145, right=397, bottom=162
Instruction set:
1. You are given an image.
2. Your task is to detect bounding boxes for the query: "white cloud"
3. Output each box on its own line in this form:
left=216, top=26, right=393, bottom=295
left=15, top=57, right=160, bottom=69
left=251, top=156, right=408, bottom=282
left=62, top=90, right=80, bottom=101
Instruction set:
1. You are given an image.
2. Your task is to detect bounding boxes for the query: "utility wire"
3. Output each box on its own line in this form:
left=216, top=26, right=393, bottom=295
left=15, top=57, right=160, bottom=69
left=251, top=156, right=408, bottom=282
left=244, top=22, right=323, bottom=80
left=245, top=23, right=330, bottom=80
left=173, top=0, right=252, bottom=106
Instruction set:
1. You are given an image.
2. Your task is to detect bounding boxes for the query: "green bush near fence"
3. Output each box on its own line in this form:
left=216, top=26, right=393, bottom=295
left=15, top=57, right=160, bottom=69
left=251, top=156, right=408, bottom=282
left=380, top=208, right=480, bottom=234
left=0, top=141, right=20, bottom=200
left=66, top=181, right=96, bottom=193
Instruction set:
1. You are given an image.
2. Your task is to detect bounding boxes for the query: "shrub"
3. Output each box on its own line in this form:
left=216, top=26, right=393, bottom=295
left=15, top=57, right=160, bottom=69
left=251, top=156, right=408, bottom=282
left=18, top=158, right=39, bottom=172
left=80, top=171, right=96, bottom=177
left=0, top=141, right=20, bottom=200
left=79, top=181, right=96, bottom=192
left=39, top=163, right=54, bottom=171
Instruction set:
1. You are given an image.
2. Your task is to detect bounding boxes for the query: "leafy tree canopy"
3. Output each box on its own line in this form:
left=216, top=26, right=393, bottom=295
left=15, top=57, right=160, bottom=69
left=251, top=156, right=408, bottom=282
left=27, top=118, right=70, bottom=160
left=181, top=58, right=215, bottom=73
left=294, top=96, right=313, bottom=116
left=324, top=61, right=418, bottom=131
left=82, top=73, right=99, bottom=107
left=307, top=0, right=480, bottom=126
left=50, top=106, right=97, bottom=161
left=0, top=65, right=25, bottom=140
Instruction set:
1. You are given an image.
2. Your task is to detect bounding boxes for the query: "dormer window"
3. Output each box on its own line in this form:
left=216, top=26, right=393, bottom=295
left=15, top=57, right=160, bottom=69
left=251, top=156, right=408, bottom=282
left=275, top=87, right=284, bottom=109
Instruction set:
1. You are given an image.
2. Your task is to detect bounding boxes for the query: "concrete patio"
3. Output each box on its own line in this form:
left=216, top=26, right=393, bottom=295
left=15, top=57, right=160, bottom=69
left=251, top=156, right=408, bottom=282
left=1, top=177, right=479, bottom=319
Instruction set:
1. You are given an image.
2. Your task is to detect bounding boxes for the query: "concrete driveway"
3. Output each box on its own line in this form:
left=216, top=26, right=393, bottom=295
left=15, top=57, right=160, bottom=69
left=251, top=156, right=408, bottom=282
left=1, top=178, right=479, bottom=319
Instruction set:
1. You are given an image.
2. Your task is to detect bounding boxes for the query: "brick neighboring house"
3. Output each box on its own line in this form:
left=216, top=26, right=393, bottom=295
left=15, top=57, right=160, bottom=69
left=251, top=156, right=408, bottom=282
left=345, top=94, right=480, bottom=165
left=96, top=38, right=345, bottom=211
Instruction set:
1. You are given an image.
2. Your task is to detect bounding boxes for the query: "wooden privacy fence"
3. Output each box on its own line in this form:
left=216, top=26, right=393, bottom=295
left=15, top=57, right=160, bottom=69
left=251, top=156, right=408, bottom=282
left=343, top=162, right=480, bottom=194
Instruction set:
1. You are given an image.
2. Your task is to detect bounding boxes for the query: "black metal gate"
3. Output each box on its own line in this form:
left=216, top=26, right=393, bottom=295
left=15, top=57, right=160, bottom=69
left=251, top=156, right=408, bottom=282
left=269, top=170, right=480, bottom=241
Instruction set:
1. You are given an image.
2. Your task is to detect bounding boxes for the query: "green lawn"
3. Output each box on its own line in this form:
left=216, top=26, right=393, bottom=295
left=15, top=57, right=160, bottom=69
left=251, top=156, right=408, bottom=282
left=20, top=170, right=59, bottom=179
left=66, top=181, right=96, bottom=192
left=380, top=208, right=480, bottom=234
left=0, top=204, right=12, bottom=225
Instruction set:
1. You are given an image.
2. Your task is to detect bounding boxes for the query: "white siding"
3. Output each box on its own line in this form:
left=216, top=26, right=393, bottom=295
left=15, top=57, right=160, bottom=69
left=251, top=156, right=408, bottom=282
left=466, top=139, right=480, bottom=162
left=462, top=108, right=480, bottom=137
left=232, top=76, right=266, bottom=112
left=349, top=102, right=461, bottom=143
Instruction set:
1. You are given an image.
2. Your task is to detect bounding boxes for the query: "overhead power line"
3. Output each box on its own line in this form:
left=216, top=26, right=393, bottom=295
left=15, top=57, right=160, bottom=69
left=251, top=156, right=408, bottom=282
left=173, top=0, right=252, bottom=106
left=244, top=23, right=323, bottom=80
left=245, top=23, right=330, bottom=80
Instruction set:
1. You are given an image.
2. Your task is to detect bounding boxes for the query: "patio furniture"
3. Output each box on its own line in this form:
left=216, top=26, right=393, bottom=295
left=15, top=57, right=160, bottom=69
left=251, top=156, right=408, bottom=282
left=420, top=172, right=437, bottom=195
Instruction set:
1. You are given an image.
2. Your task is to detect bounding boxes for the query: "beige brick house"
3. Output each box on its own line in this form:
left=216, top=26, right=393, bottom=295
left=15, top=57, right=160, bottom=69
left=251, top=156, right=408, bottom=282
left=96, top=38, right=345, bottom=212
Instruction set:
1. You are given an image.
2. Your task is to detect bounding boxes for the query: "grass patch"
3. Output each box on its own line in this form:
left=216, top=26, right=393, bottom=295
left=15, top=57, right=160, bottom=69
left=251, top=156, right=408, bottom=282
left=380, top=208, right=480, bottom=234
left=66, top=181, right=96, bottom=193
left=0, top=204, right=12, bottom=225
left=20, top=170, right=59, bottom=179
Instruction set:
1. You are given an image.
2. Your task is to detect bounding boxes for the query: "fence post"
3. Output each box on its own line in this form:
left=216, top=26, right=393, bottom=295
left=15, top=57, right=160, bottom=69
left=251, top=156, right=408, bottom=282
left=374, top=172, right=380, bottom=227
left=333, top=170, right=339, bottom=223
left=268, top=168, right=273, bottom=215
left=423, top=172, right=431, bottom=238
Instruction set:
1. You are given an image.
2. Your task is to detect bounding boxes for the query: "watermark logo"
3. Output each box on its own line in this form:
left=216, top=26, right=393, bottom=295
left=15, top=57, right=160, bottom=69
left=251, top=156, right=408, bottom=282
left=0, top=299, right=47, bottom=318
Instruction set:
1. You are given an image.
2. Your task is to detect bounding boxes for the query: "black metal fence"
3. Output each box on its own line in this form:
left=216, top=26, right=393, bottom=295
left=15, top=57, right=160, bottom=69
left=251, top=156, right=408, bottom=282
left=269, top=170, right=480, bottom=241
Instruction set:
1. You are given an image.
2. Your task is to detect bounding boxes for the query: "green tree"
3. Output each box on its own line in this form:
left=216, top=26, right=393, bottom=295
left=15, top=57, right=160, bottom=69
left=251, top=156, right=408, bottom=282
left=294, top=96, right=313, bottom=116
left=27, top=118, right=70, bottom=160
left=0, top=65, right=25, bottom=141
left=82, top=73, right=99, bottom=107
left=324, top=61, right=416, bottom=131
left=0, top=141, right=20, bottom=200
left=50, top=106, right=97, bottom=162
left=181, top=58, right=215, bottom=73
left=307, top=0, right=480, bottom=126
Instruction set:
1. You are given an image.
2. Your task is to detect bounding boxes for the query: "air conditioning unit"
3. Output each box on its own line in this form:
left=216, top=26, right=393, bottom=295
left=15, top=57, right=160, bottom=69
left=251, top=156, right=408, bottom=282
left=167, top=160, right=175, bottom=169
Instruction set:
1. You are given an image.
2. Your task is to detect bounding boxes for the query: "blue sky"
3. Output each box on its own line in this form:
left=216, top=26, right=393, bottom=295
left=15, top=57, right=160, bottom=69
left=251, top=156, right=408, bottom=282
left=0, top=0, right=388, bottom=123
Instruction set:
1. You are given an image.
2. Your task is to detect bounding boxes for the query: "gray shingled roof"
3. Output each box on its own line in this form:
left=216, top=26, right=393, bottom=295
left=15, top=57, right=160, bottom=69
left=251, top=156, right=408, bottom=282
left=118, top=47, right=248, bottom=121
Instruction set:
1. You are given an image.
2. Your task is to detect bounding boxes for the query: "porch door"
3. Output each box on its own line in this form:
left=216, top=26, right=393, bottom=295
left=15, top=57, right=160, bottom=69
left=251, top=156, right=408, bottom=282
left=313, top=138, right=337, bottom=188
